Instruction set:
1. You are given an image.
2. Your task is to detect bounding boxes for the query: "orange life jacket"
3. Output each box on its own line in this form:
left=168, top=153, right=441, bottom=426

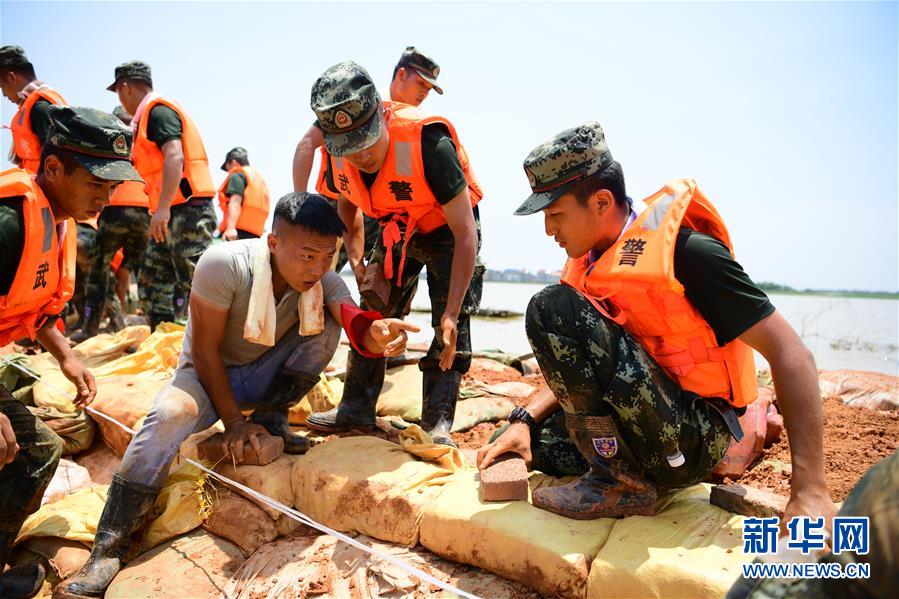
left=217, top=165, right=270, bottom=237
left=108, top=179, right=150, bottom=209
left=316, top=101, right=483, bottom=283
left=0, top=168, right=76, bottom=346
left=132, top=96, right=215, bottom=212
left=560, top=179, right=758, bottom=408
left=9, top=86, right=66, bottom=174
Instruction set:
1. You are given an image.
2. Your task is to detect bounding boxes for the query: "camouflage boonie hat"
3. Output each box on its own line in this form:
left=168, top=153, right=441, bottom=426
left=311, top=61, right=382, bottom=157
left=0, top=45, right=31, bottom=69
left=221, top=146, right=249, bottom=171
left=46, top=106, right=143, bottom=182
left=106, top=60, right=152, bottom=91
left=396, top=46, right=443, bottom=94
left=515, top=121, right=614, bottom=216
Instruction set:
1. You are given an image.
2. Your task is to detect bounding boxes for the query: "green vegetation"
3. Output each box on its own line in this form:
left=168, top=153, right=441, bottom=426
left=757, top=282, right=899, bottom=300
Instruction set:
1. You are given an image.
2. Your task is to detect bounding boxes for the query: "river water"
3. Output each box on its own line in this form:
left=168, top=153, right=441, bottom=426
left=342, top=276, right=898, bottom=376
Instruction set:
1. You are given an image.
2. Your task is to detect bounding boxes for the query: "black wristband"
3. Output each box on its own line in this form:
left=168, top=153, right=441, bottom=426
left=508, top=406, right=537, bottom=432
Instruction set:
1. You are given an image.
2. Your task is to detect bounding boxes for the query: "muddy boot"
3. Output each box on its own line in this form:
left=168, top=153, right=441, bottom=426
left=69, top=304, right=104, bottom=343
left=532, top=413, right=657, bottom=520
left=0, top=513, right=46, bottom=599
left=420, top=369, right=461, bottom=447
left=250, top=372, right=320, bottom=454
left=305, top=351, right=384, bottom=433
left=105, top=301, right=127, bottom=333
left=58, top=475, right=158, bottom=598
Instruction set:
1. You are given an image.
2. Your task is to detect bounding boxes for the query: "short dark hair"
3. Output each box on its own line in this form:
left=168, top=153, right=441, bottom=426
left=37, top=145, right=82, bottom=176
left=567, top=160, right=627, bottom=207
left=273, top=192, right=346, bottom=237
left=0, top=63, right=36, bottom=80
left=123, top=77, right=152, bottom=91
left=231, top=155, right=249, bottom=167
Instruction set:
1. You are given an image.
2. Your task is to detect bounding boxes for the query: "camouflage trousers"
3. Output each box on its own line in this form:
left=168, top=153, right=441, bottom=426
left=333, top=212, right=380, bottom=273
left=71, top=223, right=117, bottom=322
left=727, top=449, right=898, bottom=599
left=523, top=284, right=732, bottom=486
left=139, top=202, right=215, bottom=324
left=84, top=206, right=150, bottom=310
left=358, top=217, right=485, bottom=374
left=0, top=385, right=63, bottom=564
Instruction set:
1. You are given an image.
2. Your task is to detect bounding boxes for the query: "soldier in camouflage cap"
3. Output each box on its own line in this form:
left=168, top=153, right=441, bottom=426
left=1, top=106, right=138, bottom=597
left=310, top=61, right=384, bottom=157
left=394, top=46, right=443, bottom=96
left=106, top=60, right=153, bottom=91
left=480, top=122, right=836, bottom=530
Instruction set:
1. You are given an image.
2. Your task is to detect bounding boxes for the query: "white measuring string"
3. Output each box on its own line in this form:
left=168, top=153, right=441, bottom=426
left=3, top=358, right=480, bottom=599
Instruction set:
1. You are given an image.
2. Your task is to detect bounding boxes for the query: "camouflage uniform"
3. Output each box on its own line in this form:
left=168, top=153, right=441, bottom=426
left=72, top=223, right=118, bottom=324
left=138, top=202, right=215, bottom=324
left=0, top=384, right=64, bottom=564
left=525, top=283, right=733, bottom=486
left=727, top=449, right=898, bottom=599
left=84, top=206, right=149, bottom=312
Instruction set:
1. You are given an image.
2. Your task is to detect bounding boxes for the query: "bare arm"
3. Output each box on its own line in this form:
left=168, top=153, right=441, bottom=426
left=189, top=294, right=269, bottom=462
left=36, top=324, right=95, bottom=408
left=292, top=125, right=324, bottom=192
left=149, top=139, right=185, bottom=243
left=739, top=310, right=837, bottom=531
left=337, top=196, right=366, bottom=283
left=223, top=194, right=242, bottom=240
left=437, top=189, right=478, bottom=370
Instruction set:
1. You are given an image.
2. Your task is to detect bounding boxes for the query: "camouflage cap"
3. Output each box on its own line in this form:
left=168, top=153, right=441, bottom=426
left=46, top=106, right=143, bottom=182
left=221, top=146, right=249, bottom=171
left=396, top=46, right=443, bottom=94
left=106, top=60, right=152, bottom=91
left=0, top=45, right=32, bottom=69
left=311, top=61, right=383, bottom=157
left=514, top=121, right=614, bottom=216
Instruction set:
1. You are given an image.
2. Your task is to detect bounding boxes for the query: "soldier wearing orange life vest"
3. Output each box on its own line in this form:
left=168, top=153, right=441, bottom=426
left=108, top=61, right=216, bottom=330
left=218, top=147, right=270, bottom=240
left=0, top=106, right=142, bottom=597
left=477, top=122, right=837, bottom=528
left=304, top=62, right=484, bottom=447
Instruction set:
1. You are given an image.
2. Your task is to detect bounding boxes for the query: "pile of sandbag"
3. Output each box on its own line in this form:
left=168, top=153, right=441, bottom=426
left=819, top=369, right=898, bottom=411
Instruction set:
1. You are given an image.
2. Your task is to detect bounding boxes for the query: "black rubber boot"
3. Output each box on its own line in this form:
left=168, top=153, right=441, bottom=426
left=420, top=369, right=462, bottom=447
left=106, top=301, right=127, bottom=333
left=0, top=513, right=46, bottom=599
left=532, top=413, right=657, bottom=520
left=57, top=474, right=159, bottom=598
left=250, top=372, right=320, bottom=454
left=305, top=350, right=384, bottom=433
left=70, top=304, right=104, bottom=343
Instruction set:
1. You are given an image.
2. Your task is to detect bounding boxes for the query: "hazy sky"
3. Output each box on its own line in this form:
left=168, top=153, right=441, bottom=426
left=2, top=1, right=896, bottom=291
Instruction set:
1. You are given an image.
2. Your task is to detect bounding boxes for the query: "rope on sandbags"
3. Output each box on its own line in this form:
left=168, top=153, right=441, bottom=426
left=3, top=358, right=481, bottom=599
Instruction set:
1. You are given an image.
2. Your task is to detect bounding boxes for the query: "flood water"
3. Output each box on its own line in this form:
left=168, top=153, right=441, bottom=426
left=343, top=276, right=898, bottom=376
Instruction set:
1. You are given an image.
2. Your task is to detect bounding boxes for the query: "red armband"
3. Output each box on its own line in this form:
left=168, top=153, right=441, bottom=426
left=341, top=303, right=384, bottom=358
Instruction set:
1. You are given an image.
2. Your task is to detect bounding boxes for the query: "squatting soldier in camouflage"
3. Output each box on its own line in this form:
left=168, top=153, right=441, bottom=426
left=1, top=106, right=141, bottom=596
left=479, top=123, right=836, bottom=528
left=304, top=62, right=485, bottom=447
left=77, top=106, right=151, bottom=340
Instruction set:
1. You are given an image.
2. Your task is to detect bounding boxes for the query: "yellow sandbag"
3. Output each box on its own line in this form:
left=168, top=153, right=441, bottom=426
left=142, top=462, right=209, bottom=551
left=375, top=364, right=424, bottom=421
left=87, top=373, right=170, bottom=456
left=398, top=424, right=466, bottom=473
left=419, top=473, right=613, bottom=599
left=16, top=485, right=108, bottom=545
left=291, top=436, right=453, bottom=547
left=287, top=373, right=339, bottom=424
left=71, top=325, right=151, bottom=368
left=586, top=484, right=745, bottom=599
left=217, top=454, right=302, bottom=521
left=28, top=406, right=95, bottom=455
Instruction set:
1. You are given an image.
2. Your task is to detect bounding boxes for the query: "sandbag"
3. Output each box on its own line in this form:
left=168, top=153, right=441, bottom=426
left=21, top=536, right=90, bottom=579
left=292, top=436, right=452, bottom=547
left=419, top=472, right=612, bottom=598
left=16, top=485, right=107, bottom=545
left=217, top=454, right=300, bottom=521
left=87, top=374, right=170, bottom=456
left=41, top=458, right=92, bottom=506
left=819, top=369, right=898, bottom=411
left=453, top=396, right=515, bottom=432
left=73, top=440, right=122, bottom=485
left=375, top=364, right=424, bottom=421
left=222, top=533, right=536, bottom=599
left=585, top=484, right=745, bottom=599
left=287, top=373, right=339, bottom=425
left=70, top=325, right=151, bottom=367
left=29, top=406, right=94, bottom=455
left=106, top=530, right=245, bottom=599
left=142, top=462, right=208, bottom=551
left=202, top=492, right=279, bottom=557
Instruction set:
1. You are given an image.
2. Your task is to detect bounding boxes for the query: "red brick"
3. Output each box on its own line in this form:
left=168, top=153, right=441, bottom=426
left=197, top=432, right=284, bottom=466
left=710, top=483, right=788, bottom=518
left=480, top=453, right=529, bottom=502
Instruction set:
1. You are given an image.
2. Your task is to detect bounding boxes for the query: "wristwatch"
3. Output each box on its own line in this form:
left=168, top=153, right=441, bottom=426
left=508, top=406, right=537, bottom=432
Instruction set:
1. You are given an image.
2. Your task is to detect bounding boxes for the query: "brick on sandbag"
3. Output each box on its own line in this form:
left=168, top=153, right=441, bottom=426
left=480, top=453, right=528, bottom=501
left=710, top=483, right=788, bottom=518
left=197, top=432, right=283, bottom=466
